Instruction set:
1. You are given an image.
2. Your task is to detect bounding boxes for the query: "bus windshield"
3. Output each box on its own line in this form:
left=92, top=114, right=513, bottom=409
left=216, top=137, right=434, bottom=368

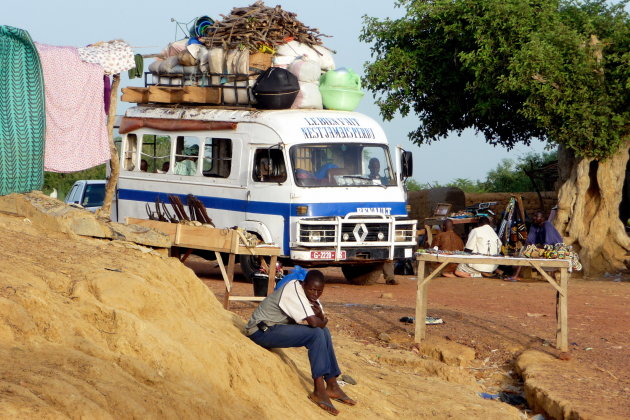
left=290, top=143, right=397, bottom=187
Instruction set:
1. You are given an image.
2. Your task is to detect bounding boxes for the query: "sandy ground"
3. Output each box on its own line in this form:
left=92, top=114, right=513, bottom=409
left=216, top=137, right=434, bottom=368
left=192, top=258, right=630, bottom=419
left=0, top=203, right=524, bottom=420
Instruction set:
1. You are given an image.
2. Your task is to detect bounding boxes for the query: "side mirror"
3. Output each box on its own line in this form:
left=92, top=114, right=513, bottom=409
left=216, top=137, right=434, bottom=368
left=401, top=151, right=413, bottom=179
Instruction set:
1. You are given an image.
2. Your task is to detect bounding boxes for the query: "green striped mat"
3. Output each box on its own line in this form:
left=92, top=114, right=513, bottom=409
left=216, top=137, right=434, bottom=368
left=0, top=25, right=45, bottom=196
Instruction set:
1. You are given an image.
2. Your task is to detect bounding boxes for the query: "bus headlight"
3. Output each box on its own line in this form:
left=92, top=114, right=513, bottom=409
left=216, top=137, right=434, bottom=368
left=377, top=232, right=385, bottom=240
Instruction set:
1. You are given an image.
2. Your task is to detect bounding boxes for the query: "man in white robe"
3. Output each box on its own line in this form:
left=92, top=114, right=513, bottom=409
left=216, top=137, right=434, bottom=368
left=451, top=216, right=501, bottom=278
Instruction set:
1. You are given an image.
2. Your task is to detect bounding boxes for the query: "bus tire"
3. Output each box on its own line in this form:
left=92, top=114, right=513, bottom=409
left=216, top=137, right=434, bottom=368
left=239, top=255, right=259, bottom=284
left=341, top=264, right=383, bottom=285
left=238, top=231, right=266, bottom=283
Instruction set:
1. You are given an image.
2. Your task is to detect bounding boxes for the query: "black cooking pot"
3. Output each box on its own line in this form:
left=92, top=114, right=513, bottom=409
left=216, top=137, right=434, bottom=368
left=253, top=67, right=299, bottom=109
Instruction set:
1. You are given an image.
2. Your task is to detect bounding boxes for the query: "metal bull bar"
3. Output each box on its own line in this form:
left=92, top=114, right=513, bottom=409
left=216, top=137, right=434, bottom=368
left=294, top=212, right=417, bottom=261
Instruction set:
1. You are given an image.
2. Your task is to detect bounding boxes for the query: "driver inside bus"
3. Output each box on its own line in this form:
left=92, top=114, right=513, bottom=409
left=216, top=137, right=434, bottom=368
left=367, top=158, right=381, bottom=180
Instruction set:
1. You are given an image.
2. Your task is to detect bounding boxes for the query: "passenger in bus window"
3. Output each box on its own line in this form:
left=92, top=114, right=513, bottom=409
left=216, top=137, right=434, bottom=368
left=257, top=157, right=271, bottom=181
left=140, top=159, right=148, bottom=172
left=175, top=145, right=199, bottom=176
left=175, top=159, right=197, bottom=176
left=157, top=161, right=170, bottom=173
left=255, top=150, right=287, bottom=183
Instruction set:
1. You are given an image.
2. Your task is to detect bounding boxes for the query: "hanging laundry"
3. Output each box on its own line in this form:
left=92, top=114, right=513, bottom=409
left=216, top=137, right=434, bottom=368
left=127, top=54, right=144, bottom=79
left=78, top=39, right=135, bottom=75
left=36, top=43, right=110, bottom=173
left=0, top=26, right=45, bottom=195
left=103, top=75, right=111, bottom=114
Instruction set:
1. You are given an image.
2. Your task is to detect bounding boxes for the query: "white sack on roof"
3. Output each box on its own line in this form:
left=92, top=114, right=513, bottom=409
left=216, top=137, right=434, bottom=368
left=313, top=45, right=335, bottom=71
left=208, top=48, right=225, bottom=84
left=288, top=58, right=321, bottom=83
left=291, top=81, right=323, bottom=109
left=277, top=41, right=320, bottom=67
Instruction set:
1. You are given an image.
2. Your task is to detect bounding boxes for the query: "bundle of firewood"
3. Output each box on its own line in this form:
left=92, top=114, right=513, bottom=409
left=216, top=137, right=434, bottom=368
left=199, top=1, right=329, bottom=52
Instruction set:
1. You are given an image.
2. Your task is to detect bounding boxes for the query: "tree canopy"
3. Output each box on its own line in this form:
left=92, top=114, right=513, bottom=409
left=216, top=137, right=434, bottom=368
left=361, top=0, right=629, bottom=159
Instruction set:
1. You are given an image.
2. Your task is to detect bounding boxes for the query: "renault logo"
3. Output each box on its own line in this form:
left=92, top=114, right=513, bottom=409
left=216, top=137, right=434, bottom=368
left=353, top=223, right=368, bottom=242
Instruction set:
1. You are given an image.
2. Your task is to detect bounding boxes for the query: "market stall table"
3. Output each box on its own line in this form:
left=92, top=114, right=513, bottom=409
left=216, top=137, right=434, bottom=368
left=127, top=218, right=281, bottom=309
left=415, top=252, right=571, bottom=351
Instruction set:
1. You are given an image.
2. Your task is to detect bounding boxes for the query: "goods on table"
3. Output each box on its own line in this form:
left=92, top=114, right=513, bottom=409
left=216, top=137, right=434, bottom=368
left=424, top=201, right=495, bottom=224
left=520, top=243, right=582, bottom=271
left=450, top=210, right=475, bottom=218
left=415, top=249, right=502, bottom=257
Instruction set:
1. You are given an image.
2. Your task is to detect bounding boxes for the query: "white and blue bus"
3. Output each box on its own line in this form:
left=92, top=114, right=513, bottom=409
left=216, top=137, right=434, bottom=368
left=114, top=105, right=417, bottom=284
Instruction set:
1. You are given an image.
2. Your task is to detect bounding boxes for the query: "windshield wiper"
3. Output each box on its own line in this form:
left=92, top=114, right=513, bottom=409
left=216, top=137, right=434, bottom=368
left=342, top=175, right=371, bottom=181
left=340, top=175, right=388, bottom=188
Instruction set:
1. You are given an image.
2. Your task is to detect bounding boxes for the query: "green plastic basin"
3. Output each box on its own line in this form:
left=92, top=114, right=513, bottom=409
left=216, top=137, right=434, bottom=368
left=320, top=87, right=364, bottom=111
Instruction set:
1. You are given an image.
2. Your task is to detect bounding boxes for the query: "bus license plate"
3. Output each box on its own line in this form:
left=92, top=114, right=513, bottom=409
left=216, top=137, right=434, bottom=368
left=310, top=251, right=346, bottom=260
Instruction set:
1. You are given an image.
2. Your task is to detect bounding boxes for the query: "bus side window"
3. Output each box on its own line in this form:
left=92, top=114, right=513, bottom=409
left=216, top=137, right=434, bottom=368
left=174, top=136, right=200, bottom=176
left=123, top=134, right=138, bottom=171
left=203, top=138, right=232, bottom=178
left=141, top=134, right=171, bottom=173
left=253, top=149, right=287, bottom=183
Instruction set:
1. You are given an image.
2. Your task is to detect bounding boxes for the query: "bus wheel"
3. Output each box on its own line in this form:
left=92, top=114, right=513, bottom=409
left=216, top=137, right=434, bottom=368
left=341, top=263, right=383, bottom=285
left=239, top=255, right=260, bottom=284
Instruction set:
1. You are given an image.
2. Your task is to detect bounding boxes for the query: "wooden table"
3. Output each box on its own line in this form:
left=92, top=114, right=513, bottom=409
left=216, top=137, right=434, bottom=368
left=127, top=218, right=281, bottom=309
left=415, top=252, right=571, bottom=351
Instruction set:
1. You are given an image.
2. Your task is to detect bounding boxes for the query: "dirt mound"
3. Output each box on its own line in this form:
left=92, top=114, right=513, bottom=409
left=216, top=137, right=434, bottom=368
left=0, top=193, right=522, bottom=419
left=517, top=350, right=628, bottom=420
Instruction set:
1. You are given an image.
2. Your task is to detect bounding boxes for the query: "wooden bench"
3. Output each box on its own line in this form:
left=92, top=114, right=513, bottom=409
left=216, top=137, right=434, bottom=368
left=127, top=218, right=281, bottom=309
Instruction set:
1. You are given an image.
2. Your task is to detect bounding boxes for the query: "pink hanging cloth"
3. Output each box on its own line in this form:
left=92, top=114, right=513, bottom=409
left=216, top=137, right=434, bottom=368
left=35, top=43, right=110, bottom=173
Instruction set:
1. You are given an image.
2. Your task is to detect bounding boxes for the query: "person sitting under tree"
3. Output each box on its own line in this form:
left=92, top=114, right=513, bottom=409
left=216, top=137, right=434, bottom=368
left=526, top=210, right=563, bottom=246
left=245, top=270, right=356, bottom=416
left=432, top=219, right=465, bottom=277
left=507, top=211, right=564, bottom=281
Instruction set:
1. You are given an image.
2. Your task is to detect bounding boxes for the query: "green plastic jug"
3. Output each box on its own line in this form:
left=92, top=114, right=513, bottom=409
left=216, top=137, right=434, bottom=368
left=320, top=68, right=361, bottom=90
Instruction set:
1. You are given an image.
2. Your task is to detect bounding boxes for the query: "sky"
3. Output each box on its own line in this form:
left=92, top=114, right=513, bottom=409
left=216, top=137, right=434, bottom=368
left=4, top=0, right=548, bottom=184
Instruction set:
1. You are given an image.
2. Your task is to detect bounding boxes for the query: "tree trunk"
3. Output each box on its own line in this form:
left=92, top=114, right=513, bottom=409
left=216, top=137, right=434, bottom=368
left=554, top=143, right=630, bottom=275
left=96, top=74, right=121, bottom=219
